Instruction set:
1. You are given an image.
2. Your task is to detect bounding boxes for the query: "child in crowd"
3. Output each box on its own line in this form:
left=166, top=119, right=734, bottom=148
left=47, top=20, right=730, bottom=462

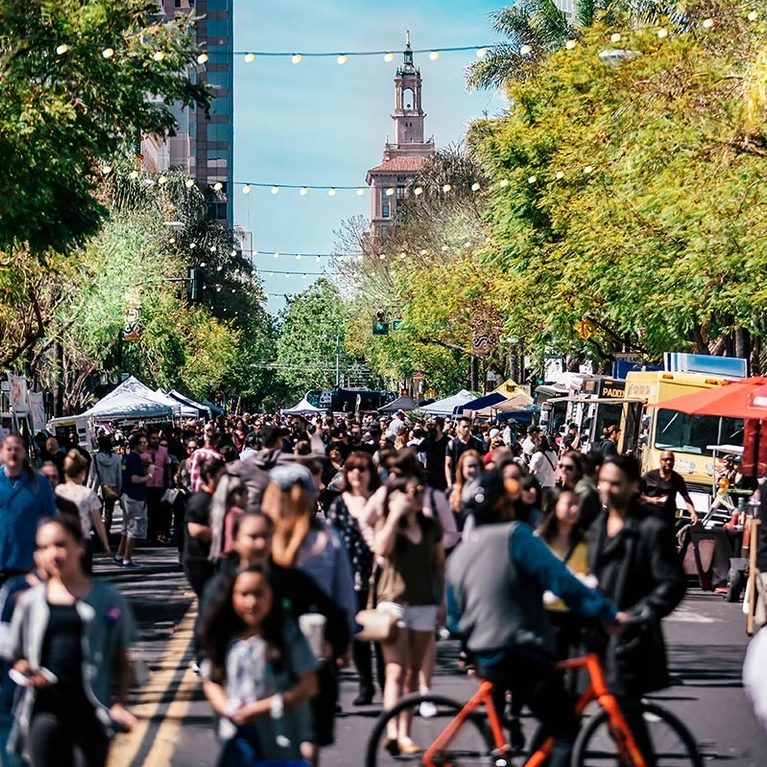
left=199, top=564, right=318, bottom=766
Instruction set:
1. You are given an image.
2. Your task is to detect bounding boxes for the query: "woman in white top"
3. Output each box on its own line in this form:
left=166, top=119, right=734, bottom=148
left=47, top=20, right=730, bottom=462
left=528, top=435, right=558, bottom=489
left=56, top=450, right=111, bottom=572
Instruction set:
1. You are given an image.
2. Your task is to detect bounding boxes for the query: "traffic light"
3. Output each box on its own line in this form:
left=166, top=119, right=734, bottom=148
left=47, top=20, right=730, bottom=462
left=373, top=312, right=389, bottom=335
left=187, top=266, right=204, bottom=303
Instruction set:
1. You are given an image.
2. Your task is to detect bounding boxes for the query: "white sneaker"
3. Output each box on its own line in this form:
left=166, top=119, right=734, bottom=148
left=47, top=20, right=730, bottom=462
left=419, top=698, right=437, bottom=718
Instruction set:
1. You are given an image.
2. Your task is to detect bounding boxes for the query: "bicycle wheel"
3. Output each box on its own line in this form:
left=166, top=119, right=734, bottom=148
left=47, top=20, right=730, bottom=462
left=365, top=692, right=500, bottom=767
left=572, top=701, right=702, bottom=767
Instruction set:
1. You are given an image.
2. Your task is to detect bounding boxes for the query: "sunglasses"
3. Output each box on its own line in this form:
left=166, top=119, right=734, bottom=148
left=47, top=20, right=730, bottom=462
left=558, top=463, right=576, bottom=470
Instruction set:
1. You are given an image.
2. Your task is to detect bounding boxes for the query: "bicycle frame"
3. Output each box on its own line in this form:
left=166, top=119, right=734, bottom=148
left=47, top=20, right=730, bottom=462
left=420, top=652, right=648, bottom=767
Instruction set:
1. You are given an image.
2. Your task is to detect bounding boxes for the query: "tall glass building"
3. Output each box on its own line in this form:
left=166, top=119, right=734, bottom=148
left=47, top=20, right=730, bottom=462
left=141, top=0, right=234, bottom=226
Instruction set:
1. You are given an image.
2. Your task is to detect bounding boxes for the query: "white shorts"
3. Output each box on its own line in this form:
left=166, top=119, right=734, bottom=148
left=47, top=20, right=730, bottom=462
left=377, top=602, right=437, bottom=632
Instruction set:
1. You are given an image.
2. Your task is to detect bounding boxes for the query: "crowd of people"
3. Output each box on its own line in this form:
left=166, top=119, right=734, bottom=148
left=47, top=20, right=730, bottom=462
left=0, top=405, right=715, bottom=766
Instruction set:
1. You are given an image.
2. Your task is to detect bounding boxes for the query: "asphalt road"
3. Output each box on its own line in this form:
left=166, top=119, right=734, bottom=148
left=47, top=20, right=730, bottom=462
left=97, top=543, right=767, bottom=767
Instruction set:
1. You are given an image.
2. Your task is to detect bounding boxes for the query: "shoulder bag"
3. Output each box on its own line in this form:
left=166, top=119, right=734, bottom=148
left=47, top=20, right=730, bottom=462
left=354, top=566, right=399, bottom=644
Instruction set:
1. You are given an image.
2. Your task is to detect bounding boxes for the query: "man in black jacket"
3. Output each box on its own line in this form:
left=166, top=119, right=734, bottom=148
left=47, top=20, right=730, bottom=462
left=589, top=455, right=686, bottom=767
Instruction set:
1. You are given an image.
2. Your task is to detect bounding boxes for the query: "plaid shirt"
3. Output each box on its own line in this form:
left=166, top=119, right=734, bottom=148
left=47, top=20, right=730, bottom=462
left=187, top=446, right=223, bottom=493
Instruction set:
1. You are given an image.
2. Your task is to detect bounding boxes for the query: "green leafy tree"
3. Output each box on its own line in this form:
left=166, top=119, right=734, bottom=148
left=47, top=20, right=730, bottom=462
left=469, top=0, right=767, bottom=367
left=274, top=279, right=349, bottom=402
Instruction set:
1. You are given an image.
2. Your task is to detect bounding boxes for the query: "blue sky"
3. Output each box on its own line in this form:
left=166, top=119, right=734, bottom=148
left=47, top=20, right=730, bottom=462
left=232, top=0, right=507, bottom=315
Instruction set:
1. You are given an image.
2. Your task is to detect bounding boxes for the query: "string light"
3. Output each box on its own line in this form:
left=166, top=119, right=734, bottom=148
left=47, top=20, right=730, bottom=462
left=565, top=40, right=577, bottom=50
left=429, top=51, right=440, bottom=60
left=243, top=184, right=251, bottom=194
left=197, top=52, right=209, bottom=64
left=528, top=175, right=537, bottom=184
left=244, top=52, right=256, bottom=62
left=385, top=187, right=395, bottom=197
left=129, top=170, right=139, bottom=179
left=702, top=18, right=714, bottom=28
left=476, top=48, right=488, bottom=58
left=337, top=54, right=348, bottom=64
left=748, top=10, right=758, bottom=21
left=383, top=52, right=395, bottom=63
left=442, top=183, right=452, bottom=192
left=213, top=181, right=223, bottom=191
left=233, top=44, right=495, bottom=61
left=328, top=188, right=337, bottom=196
left=499, top=179, right=509, bottom=188
left=299, top=187, right=309, bottom=195
left=291, top=54, right=302, bottom=64
left=158, top=175, right=168, bottom=185
left=555, top=170, right=565, bottom=180
left=271, top=186, right=280, bottom=194
left=102, top=48, right=114, bottom=59
left=471, top=182, right=481, bottom=192
left=356, top=188, right=366, bottom=196
left=185, top=178, right=195, bottom=188
left=414, top=187, right=424, bottom=196
left=610, top=33, right=622, bottom=43
left=520, top=44, right=532, bottom=56
left=657, top=27, right=668, bottom=38
left=153, top=51, right=165, bottom=62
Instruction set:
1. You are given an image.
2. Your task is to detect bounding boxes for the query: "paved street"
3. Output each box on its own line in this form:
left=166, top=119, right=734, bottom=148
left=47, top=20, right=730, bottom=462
left=99, top=543, right=767, bottom=767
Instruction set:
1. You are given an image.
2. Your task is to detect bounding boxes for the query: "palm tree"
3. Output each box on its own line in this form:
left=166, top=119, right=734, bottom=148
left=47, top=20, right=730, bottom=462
left=466, top=0, right=682, bottom=90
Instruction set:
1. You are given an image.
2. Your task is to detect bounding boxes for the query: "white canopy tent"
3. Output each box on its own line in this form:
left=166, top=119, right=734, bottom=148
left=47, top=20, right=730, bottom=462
left=420, top=389, right=478, bottom=416
left=283, top=397, right=323, bottom=417
left=81, top=377, right=178, bottom=421
left=168, top=390, right=212, bottom=420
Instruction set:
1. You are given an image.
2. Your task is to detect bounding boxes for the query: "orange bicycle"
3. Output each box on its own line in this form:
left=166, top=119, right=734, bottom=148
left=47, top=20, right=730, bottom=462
left=365, top=652, right=702, bottom=766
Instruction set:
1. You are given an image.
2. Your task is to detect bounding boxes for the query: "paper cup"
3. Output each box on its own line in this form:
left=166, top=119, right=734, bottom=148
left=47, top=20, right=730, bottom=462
left=298, top=613, right=327, bottom=659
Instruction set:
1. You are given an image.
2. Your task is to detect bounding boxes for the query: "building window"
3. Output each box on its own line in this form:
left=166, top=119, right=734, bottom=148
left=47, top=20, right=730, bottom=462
left=382, top=204, right=390, bottom=218
left=381, top=225, right=388, bottom=236
left=396, top=186, right=406, bottom=200
left=397, top=176, right=406, bottom=182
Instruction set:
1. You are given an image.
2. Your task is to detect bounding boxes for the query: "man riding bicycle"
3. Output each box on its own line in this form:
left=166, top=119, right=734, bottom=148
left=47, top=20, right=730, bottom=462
left=447, top=471, right=623, bottom=767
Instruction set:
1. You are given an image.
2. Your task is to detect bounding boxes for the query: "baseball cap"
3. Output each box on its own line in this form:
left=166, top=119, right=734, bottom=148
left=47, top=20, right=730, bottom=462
left=461, top=472, right=506, bottom=522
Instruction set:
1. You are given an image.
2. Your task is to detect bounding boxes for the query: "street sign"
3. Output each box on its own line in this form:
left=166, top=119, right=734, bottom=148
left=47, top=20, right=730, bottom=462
left=391, top=319, right=405, bottom=332
left=472, top=335, right=490, bottom=356
left=615, top=353, right=643, bottom=363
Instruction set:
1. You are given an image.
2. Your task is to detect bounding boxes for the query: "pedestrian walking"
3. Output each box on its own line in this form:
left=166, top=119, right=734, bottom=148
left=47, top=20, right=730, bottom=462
left=55, top=450, right=111, bottom=573
left=0, top=434, right=56, bottom=583
left=8, top=515, right=136, bottom=767
left=184, top=457, right=227, bottom=597
left=326, top=451, right=382, bottom=706
left=87, top=436, right=121, bottom=535
left=198, top=563, right=318, bottom=765
left=114, top=434, right=150, bottom=570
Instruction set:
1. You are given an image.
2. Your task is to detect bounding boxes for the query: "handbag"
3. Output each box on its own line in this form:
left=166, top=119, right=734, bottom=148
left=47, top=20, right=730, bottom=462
left=99, top=485, right=119, bottom=502
left=160, top=488, right=181, bottom=506
left=354, top=566, right=399, bottom=643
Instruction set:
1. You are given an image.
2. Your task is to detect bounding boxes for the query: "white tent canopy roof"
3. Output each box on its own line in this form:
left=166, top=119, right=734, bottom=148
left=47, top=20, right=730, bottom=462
left=283, top=397, right=323, bottom=416
left=420, top=389, right=478, bottom=416
left=81, top=377, right=177, bottom=420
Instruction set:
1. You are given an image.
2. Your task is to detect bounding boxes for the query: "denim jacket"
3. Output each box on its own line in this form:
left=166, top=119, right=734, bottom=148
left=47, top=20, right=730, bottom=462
left=7, top=580, right=136, bottom=757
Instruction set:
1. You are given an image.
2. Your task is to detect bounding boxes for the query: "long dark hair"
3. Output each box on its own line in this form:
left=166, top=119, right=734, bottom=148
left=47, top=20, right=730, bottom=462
left=198, top=563, right=286, bottom=684
left=536, top=487, right=583, bottom=550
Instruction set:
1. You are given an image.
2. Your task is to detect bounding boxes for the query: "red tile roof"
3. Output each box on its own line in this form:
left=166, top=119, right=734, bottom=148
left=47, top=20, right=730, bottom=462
left=367, top=155, right=429, bottom=174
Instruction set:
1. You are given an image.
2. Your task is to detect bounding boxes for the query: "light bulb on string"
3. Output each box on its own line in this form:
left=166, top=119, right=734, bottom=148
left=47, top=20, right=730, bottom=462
left=269, top=271, right=274, bottom=276
left=520, top=44, right=532, bottom=55
left=56, top=44, right=69, bottom=55
left=302, top=274, right=308, bottom=279
left=384, top=52, right=395, bottom=63
left=316, top=256, right=322, bottom=263
left=610, top=33, right=622, bottom=43
left=185, top=178, right=195, bottom=188
left=441, top=245, right=449, bottom=252
left=102, top=48, right=114, bottom=59
left=291, top=54, right=302, bottom=64
left=429, top=51, right=440, bottom=60
left=385, top=187, right=394, bottom=197
left=300, top=187, right=309, bottom=196
left=471, top=182, right=481, bottom=191
left=296, top=254, right=302, bottom=260
left=328, top=188, right=337, bottom=196
left=499, top=179, right=509, bottom=188
left=748, top=10, right=758, bottom=21
left=197, top=53, right=209, bottom=64
left=556, top=170, right=565, bottom=180
left=337, top=54, right=348, bottom=64
left=702, top=18, right=714, bottom=28
left=565, top=39, right=577, bottom=50
left=271, top=186, right=280, bottom=194
left=129, top=170, right=139, bottom=179
left=153, top=51, right=165, bottom=61
left=584, top=165, right=593, bottom=174
left=356, top=188, right=366, bottom=196
left=442, top=183, right=452, bottom=192
left=101, top=165, right=112, bottom=175
left=657, top=27, right=668, bottom=38
left=528, top=175, right=537, bottom=184
left=476, top=48, right=488, bottom=58
left=243, top=185, right=251, bottom=194
left=244, top=53, right=256, bottom=62
left=213, top=181, right=223, bottom=191
left=274, top=252, right=280, bottom=259
left=414, top=186, right=423, bottom=196
left=158, top=175, right=168, bottom=185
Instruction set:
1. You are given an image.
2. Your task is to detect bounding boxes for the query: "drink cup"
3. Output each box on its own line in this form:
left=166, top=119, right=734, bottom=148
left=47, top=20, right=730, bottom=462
left=298, top=613, right=327, bottom=660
